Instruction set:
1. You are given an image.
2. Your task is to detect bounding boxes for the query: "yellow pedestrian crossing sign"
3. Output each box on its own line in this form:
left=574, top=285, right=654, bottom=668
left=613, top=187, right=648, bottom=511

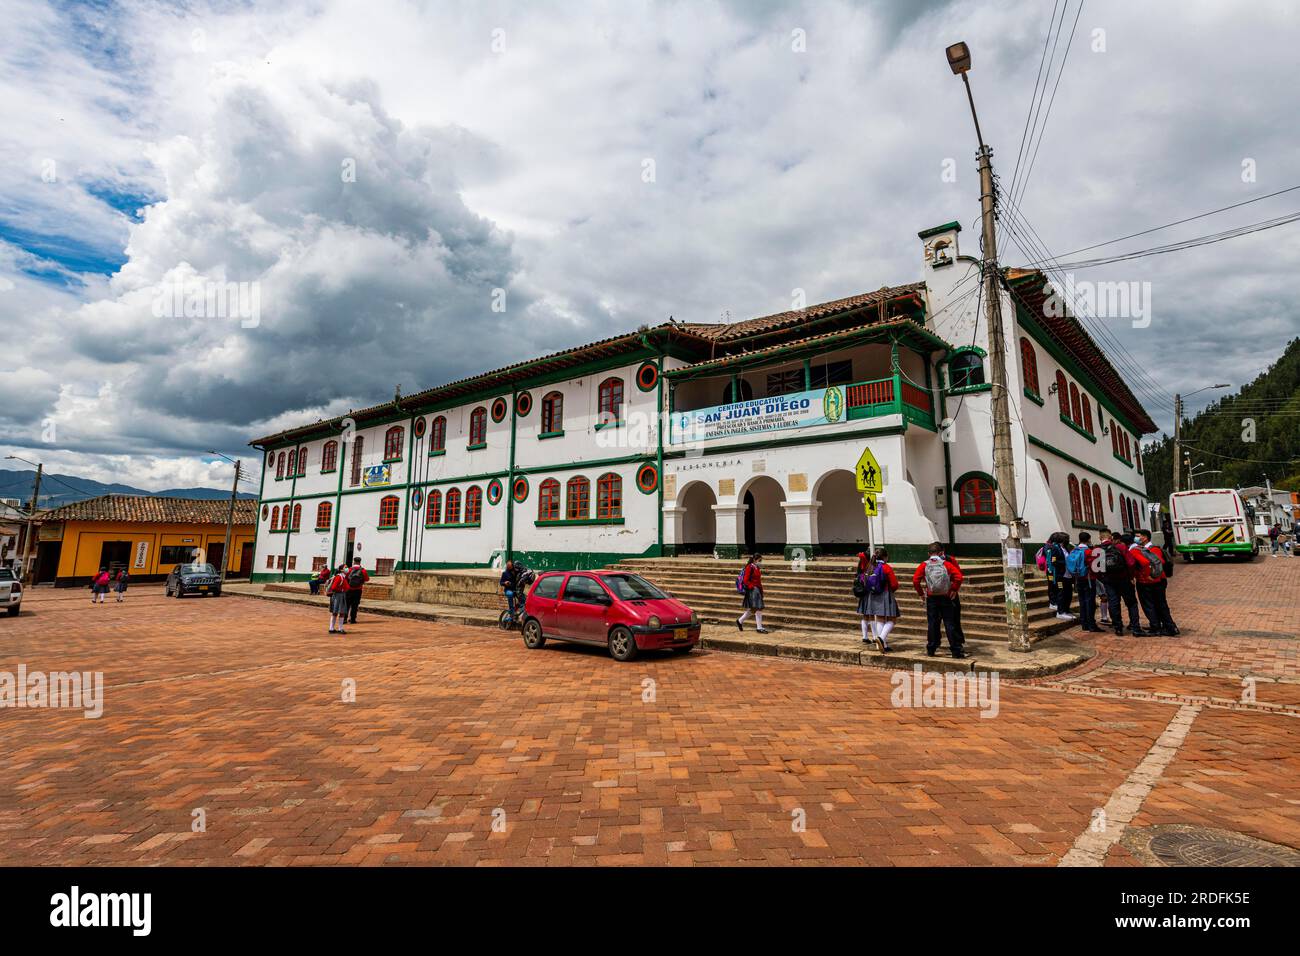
left=856, top=447, right=883, bottom=494
left=862, top=494, right=878, bottom=517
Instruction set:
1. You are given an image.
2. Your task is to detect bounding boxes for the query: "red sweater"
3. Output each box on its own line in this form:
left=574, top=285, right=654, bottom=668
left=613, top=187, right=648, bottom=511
left=912, top=558, right=963, bottom=595
left=741, top=563, right=763, bottom=591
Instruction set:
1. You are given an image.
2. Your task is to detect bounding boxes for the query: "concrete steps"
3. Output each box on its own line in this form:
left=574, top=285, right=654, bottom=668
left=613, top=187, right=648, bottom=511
left=609, top=558, right=1069, bottom=642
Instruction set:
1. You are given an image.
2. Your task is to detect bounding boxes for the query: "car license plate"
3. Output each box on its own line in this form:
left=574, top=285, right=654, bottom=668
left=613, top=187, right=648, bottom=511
left=674, top=628, right=687, bottom=641
left=199, top=585, right=209, bottom=591
left=1207, top=547, right=1219, bottom=554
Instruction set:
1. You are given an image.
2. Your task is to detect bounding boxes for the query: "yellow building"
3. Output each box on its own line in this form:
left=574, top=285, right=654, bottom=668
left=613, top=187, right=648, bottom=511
left=31, top=495, right=257, bottom=586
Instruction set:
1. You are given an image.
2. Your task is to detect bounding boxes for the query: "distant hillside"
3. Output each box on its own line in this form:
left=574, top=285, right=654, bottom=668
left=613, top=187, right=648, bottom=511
left=0, top=468, right=257, bottom=509
left=1143, top=337, right=1300, bottom=504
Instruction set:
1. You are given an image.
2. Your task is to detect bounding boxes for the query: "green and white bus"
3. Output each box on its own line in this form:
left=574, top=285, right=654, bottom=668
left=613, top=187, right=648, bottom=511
left=1169, top=488, right=1259, bottom=562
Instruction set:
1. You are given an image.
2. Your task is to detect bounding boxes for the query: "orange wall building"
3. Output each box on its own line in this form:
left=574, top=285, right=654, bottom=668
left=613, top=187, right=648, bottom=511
left=31, top=495, right=256, bottom=586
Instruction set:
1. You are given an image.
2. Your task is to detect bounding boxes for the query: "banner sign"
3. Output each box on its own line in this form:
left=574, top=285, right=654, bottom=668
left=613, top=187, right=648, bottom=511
left=670, top=386, right=845, bottom=445
left=363, top=465, right=392, bottom=488
left=134, top=541, right=149, bottom=569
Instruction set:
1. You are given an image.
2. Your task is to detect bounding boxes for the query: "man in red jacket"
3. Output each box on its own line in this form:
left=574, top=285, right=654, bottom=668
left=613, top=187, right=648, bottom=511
left=913, top=542, right=965, bottom=658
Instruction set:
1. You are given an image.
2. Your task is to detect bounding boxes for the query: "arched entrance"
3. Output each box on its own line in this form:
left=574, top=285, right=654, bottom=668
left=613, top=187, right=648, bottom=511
left=678, top=481, right=717, bottom=554
left=815, top=468, right=869, bottom=554
left=741, top=475, right=786, bottom=554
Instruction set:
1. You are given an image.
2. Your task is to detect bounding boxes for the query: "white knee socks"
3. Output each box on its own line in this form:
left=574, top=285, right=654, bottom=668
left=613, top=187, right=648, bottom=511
left=860, top=618, right=871, bottom=641
left=877, top=620, right=895, bottom=646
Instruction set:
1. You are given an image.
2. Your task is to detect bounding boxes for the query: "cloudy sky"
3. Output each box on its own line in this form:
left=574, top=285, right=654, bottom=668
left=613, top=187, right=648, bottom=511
left=2, top=0, right=1297, bottom=493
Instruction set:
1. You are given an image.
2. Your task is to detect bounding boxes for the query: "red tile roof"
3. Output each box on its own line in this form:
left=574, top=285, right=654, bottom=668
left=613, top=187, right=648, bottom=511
left=36, top=495, right=257, bottom=525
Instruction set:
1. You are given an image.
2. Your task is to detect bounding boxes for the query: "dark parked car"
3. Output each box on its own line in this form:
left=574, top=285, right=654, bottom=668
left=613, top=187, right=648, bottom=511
left=521, top=570, right=700, bottom=661
left=165, top=562, right=222, bottom=598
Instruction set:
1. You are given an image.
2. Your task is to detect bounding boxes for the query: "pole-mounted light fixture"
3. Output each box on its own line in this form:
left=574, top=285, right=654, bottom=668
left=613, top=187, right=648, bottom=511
left=946, top=42, right=971, bottom=75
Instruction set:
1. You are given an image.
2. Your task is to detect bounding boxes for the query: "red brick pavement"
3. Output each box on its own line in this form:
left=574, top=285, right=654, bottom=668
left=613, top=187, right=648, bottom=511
left=0, top=582, right=1295, bottom=866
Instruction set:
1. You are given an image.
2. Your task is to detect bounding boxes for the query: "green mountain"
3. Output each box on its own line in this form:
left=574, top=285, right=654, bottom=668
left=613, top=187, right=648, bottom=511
left=1143, top=337, right=1300, bottom=505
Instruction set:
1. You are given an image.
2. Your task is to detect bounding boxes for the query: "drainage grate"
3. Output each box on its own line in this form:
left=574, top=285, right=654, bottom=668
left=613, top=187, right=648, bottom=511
left=1124, top=825, right=1300, bottom=867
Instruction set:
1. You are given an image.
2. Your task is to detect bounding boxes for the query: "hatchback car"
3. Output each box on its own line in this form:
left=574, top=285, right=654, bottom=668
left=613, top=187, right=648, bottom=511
left=0, top=567, right=21, bottom=616
left=165, top=562, right=223, bottom=598
left=521, top=570, right=700, bottom=661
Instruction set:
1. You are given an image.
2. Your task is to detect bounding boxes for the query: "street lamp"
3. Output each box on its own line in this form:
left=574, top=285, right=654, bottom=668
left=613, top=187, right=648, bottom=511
left=1187, top=464, right=1221, bottom=490
left=1173, top=383, right=1231, bottom=492
left=206, top=450, right=243, bottom=582
left=5, top=454, right=43, bottom=585
left=945, top=40, right=1030, bottom=653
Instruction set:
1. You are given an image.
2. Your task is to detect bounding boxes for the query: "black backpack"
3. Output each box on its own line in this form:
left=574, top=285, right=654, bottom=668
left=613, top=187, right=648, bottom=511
left=348, top=566, right=365, bottom=588
left=1101, top=542, right=1124, bottom=575
left=852, top=572, right=867, bottom=598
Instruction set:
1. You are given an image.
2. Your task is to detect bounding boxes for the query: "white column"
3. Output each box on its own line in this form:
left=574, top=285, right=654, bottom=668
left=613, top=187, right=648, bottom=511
left=662, top=505, right=685, bottom=551
left=712, top=502, right=746, bottom=556
left=781, top=499, right=820, bottom=551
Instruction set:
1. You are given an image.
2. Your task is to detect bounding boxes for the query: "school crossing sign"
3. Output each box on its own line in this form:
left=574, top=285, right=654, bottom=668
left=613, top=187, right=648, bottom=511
left=855, top=447, right=883, bottom=494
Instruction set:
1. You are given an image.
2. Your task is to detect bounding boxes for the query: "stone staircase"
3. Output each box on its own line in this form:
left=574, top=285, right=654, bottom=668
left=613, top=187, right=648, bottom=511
left=264, top=577, right=395, bottom=600
left=606, top=556, right=1070, bottom=644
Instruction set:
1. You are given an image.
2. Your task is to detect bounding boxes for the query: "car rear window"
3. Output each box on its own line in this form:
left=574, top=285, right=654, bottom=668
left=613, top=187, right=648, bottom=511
left=602, top=574, right=666, bottom=601
left=532, top=574, right=562, bottom=599
left=0, top=568, right=14, bottom=581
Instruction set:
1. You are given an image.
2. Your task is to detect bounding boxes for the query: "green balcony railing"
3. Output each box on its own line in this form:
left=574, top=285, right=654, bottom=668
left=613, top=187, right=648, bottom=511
left=846, top=376, right=936, bottom=429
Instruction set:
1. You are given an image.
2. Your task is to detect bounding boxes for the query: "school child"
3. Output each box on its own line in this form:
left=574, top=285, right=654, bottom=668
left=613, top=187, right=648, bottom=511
left=1095, top=530, right=1113, bottom=626
left=327, top=563, right=351, bottom=634
left=1101, top=532, right=1146, bottom=637
left=114, top=568, right=130, bottom=603
left=1047, top=532, right=1076, bottom=620
left=1132, top=529, right=1179, bottom=636
left=1067, top=533, right=1100, bottom=632
left=912, top=542, right=965, bottom=658
left=736, top=553, right=768, bottom=634
left=854, top=548, right=899, bottom=652
left=91, top=567, right=111, bottom=604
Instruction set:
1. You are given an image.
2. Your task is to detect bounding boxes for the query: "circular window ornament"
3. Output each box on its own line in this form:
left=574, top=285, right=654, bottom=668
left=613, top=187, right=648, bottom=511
left=261, top=504, right=269, bottom=520
left=636, top=361, right=659, bottom=392
left=490, top=397, right=508, bottom=423
left=512, top=476, right=529, bottom=503
left=515, top=391, right=533, bottom=416
left=411, top=487, right=423, bottom=511
left=413, top=416, right=427, bottom=438
left=636, top=462, right=659, bottom=494
left=486, top=478, right=504, bottom=505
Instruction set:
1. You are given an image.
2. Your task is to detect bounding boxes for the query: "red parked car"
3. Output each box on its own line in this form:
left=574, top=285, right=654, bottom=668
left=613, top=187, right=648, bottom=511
left=521, top=570, right=700, bottom=661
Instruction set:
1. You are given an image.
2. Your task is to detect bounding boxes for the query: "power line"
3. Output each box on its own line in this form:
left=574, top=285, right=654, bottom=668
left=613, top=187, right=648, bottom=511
left=1017, top=184, right=1300, bottom=266
left=1007, top=0, right=1063, bottom=208
left=997, top=199, right=1180, bottom=417
left=998, top=196, right=1181, bottom=414
left=1012, top=0, right=1085, bottom=213
left=1039, top=210, right=1300, bottom=272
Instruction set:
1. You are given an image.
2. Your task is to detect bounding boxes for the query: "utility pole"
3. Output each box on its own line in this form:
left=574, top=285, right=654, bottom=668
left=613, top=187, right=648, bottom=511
left=947, top=41, right=1031, bottom=652
left=20, top=463, right=42, bottom=586
left=219, top=459, right=241, bottom=582
left=1172, top=393, right=1183, bottom=493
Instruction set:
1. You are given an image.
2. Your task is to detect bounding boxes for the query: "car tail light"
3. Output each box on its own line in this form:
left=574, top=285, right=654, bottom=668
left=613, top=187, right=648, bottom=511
left=12, top=582, right=21, bottom=594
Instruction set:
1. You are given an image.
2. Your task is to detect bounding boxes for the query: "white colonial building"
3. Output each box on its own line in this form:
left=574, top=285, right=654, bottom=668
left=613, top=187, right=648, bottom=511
left=248, top=220, right=1156, bottom=580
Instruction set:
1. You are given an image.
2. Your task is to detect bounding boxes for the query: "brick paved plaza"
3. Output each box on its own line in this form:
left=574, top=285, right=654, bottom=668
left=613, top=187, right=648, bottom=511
left=1, top=560, right=1296, bottom=866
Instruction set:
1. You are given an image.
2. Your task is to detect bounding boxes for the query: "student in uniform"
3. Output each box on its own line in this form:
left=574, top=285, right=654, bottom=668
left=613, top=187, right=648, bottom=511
left=1101, top=532, right=1146, bottom=637
left=327, top=563, right=350, bottom=634
left=855, top=548, right=899, bottom=652
left=91, top=567, right=111, bottom=604
left=912, top=542, right=965, bottom=659
left=114, top=568, right=130, bottom=603
left=736, top=554, right=768, bottom=634
left=1067, top=533, right=1100, bottom=632
left=1131, top=529, right=1179, bottom=636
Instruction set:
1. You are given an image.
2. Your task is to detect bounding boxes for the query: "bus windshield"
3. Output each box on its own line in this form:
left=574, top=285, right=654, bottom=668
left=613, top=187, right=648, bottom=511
left=1171, top=491, right=1241, bottom=520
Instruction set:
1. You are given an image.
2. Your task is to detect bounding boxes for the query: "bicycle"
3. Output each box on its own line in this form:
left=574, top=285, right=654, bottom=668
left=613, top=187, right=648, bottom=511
left=498, top=590, right=520, bottom=630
